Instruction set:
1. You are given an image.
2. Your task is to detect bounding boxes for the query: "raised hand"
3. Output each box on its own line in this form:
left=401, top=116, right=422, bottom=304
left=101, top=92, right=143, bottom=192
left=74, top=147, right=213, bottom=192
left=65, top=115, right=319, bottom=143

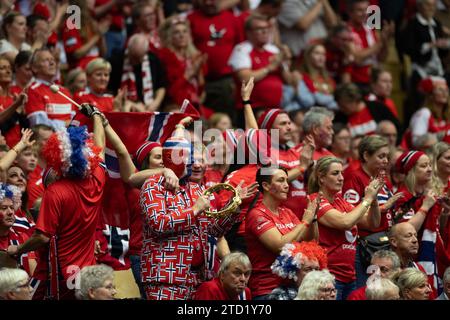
left=241, top=77, right=254, bottom=101
left=299, top=134, right=316, bottom=169
left=235, top=180, right=259, bottom=201
left=364, top=177, right=384, bottom=201
left=383, top=192, right=404, bottom=210
left=80, top=103, right=99, bottom=118
left=422, top=189, right=437, bottom=211
left=19, top=128, right=35, bottom=148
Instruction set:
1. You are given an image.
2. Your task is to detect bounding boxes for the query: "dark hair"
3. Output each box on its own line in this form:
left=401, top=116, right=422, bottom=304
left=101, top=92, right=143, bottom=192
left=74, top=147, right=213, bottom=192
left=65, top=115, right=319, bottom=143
left=2, top=11, right=24, bottom=38
left=259, top=0, right=283, bottom=7
left=370, top=67, right=389, bottom=84
left=14, top=50, right=32, bottom=70
left=332, top=122, right=350, bottom=139
left=334, top=83, right=362, bottom=103
left=26, top=14, right=47, bottom=30
left=256, top=165, right=288, bottom=193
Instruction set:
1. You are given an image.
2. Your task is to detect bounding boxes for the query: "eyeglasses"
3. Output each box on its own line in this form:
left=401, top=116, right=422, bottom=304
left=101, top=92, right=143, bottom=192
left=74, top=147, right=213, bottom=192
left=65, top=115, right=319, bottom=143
left=15, top=279, right=31, bottom=290
left=251, top=26, right=270, bottom=33
left=100, top=284, right=116, bottom=291
left=319, top=287, right=336, bottom=294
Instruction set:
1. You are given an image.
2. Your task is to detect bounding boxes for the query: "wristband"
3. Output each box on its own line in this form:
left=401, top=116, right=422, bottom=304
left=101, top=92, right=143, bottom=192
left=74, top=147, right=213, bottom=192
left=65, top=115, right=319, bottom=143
left=242, top=100, right=252, bottom=105
left=11, top=146, right=20, bottom=154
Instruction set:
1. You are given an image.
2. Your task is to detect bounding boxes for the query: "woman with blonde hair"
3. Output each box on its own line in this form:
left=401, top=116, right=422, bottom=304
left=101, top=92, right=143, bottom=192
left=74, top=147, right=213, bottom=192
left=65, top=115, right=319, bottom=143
left=429, top=141, right=450, bottom=196
left=308, top=156, right=383, bottom=300
left=158, top=15, right=206, bottom=107
left=392, top=268, right=432, bottom=300
left=410, top=77, right=450, bottom=147
left=392, top=151, right=439, bottom=231
left=295, top=270, right=336, bottom=300
left=76, top=264, right=117, bottom=300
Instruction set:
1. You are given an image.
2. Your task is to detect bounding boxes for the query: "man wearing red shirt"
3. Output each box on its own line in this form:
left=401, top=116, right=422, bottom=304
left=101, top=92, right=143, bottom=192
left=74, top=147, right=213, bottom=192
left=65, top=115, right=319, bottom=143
left=7, top=108, right=106, bottom=300
left=228, top=14, right=291, bottom=113
left=25, top=49, right=76, bottom=130
left=194, top=252, right=252, bottom=300
left=188, top=0, right=244, bottom=115
left=294, top=106, right=335, bottom=160
left=346, top=0, right=393, bottom=89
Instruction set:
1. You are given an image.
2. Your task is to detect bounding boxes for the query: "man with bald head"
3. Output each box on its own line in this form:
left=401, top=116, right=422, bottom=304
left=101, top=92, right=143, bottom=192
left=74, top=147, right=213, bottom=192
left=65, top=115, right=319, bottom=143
left=376, top=120, right=398, bottom=147
left=388, top=222, right=420, bottom=269
left=110, top=33, right=166, bottom=111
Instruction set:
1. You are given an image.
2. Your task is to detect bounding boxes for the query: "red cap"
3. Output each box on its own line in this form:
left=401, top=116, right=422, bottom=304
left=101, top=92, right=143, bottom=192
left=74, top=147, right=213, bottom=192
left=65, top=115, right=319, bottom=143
left=395, top=150, right=426, bottom=174
left=257, top=109, right=286, bottom=130
left=134, top=141, right=161, bottom=169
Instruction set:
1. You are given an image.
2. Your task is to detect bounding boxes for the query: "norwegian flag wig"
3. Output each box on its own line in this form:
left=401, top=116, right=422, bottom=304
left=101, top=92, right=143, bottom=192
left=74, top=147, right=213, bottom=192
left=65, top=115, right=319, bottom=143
left=42, top=126, right=101, bottom=179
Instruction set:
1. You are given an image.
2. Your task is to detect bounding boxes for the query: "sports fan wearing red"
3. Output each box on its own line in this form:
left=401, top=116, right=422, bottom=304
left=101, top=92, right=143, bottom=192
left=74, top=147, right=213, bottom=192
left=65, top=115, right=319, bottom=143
left=140, top=127, right=252, bottom=300
left=24, top=49, right=76, bottom=130
left=7, top=108, right=106, bottom=300
left=257, top=108, right=315, bottom=219
left=228, top=13, right=291, bottom=112
left=346, top=0, right=393, bottom=88
left=309, top=156, right=383, bottom=300
left=194, top=252, right=252, bottom=300
left=245, top=166, right=317, bottom=299
left=0, top=57, right=24, bottom=148
left=0, top=183, right=35, bottom=275
left=187, top=0, right=243, bottom=113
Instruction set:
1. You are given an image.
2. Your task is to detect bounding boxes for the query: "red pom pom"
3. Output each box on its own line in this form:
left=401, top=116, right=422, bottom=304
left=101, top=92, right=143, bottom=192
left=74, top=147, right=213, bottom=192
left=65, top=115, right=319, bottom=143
left=42, top=134, right=64, bottom=177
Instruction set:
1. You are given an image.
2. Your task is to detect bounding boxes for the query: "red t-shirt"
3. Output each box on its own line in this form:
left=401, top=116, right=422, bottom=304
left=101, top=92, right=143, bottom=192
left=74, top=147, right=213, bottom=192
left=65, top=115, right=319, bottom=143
left=187, top=9, right=244, bottom=80
left=276, top=148, right=308, bottom=219
left=34, top=164, right=106, bottom=281
left=27, top=165, right=44, bottom=210
left=194, top=277, right=252, bottom=300
left=158, top=47, right=205, bottom=106
left=0, top=95, right=21, bottom=148
left=0, top=228, right=34, bottom=275
left=62, top=26, right=99, bottom=69
left=245, top=203, right=300, bottom=297
left=24, top=80, right=75, bottom=126
left=342, top=166, right=394, bottom=236
left=348, top=23, right=378, bottom=84
left=312, top=192, right=358, bottom=283
left=347, top=286, right=367, bottom=300
left=348, top=106, right=377, bottom=137
left=228, top=41, right=283, bottom=109
left=294, top=143, right=335, bottom=161
left=73, top=89, right=114, bottom=127
left=224, top=164, right=261, bottom=236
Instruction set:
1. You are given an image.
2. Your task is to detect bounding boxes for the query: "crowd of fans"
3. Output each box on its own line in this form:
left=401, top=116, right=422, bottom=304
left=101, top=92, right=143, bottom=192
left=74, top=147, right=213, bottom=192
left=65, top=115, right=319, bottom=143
left=0, top=0, right=450, bottom=301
